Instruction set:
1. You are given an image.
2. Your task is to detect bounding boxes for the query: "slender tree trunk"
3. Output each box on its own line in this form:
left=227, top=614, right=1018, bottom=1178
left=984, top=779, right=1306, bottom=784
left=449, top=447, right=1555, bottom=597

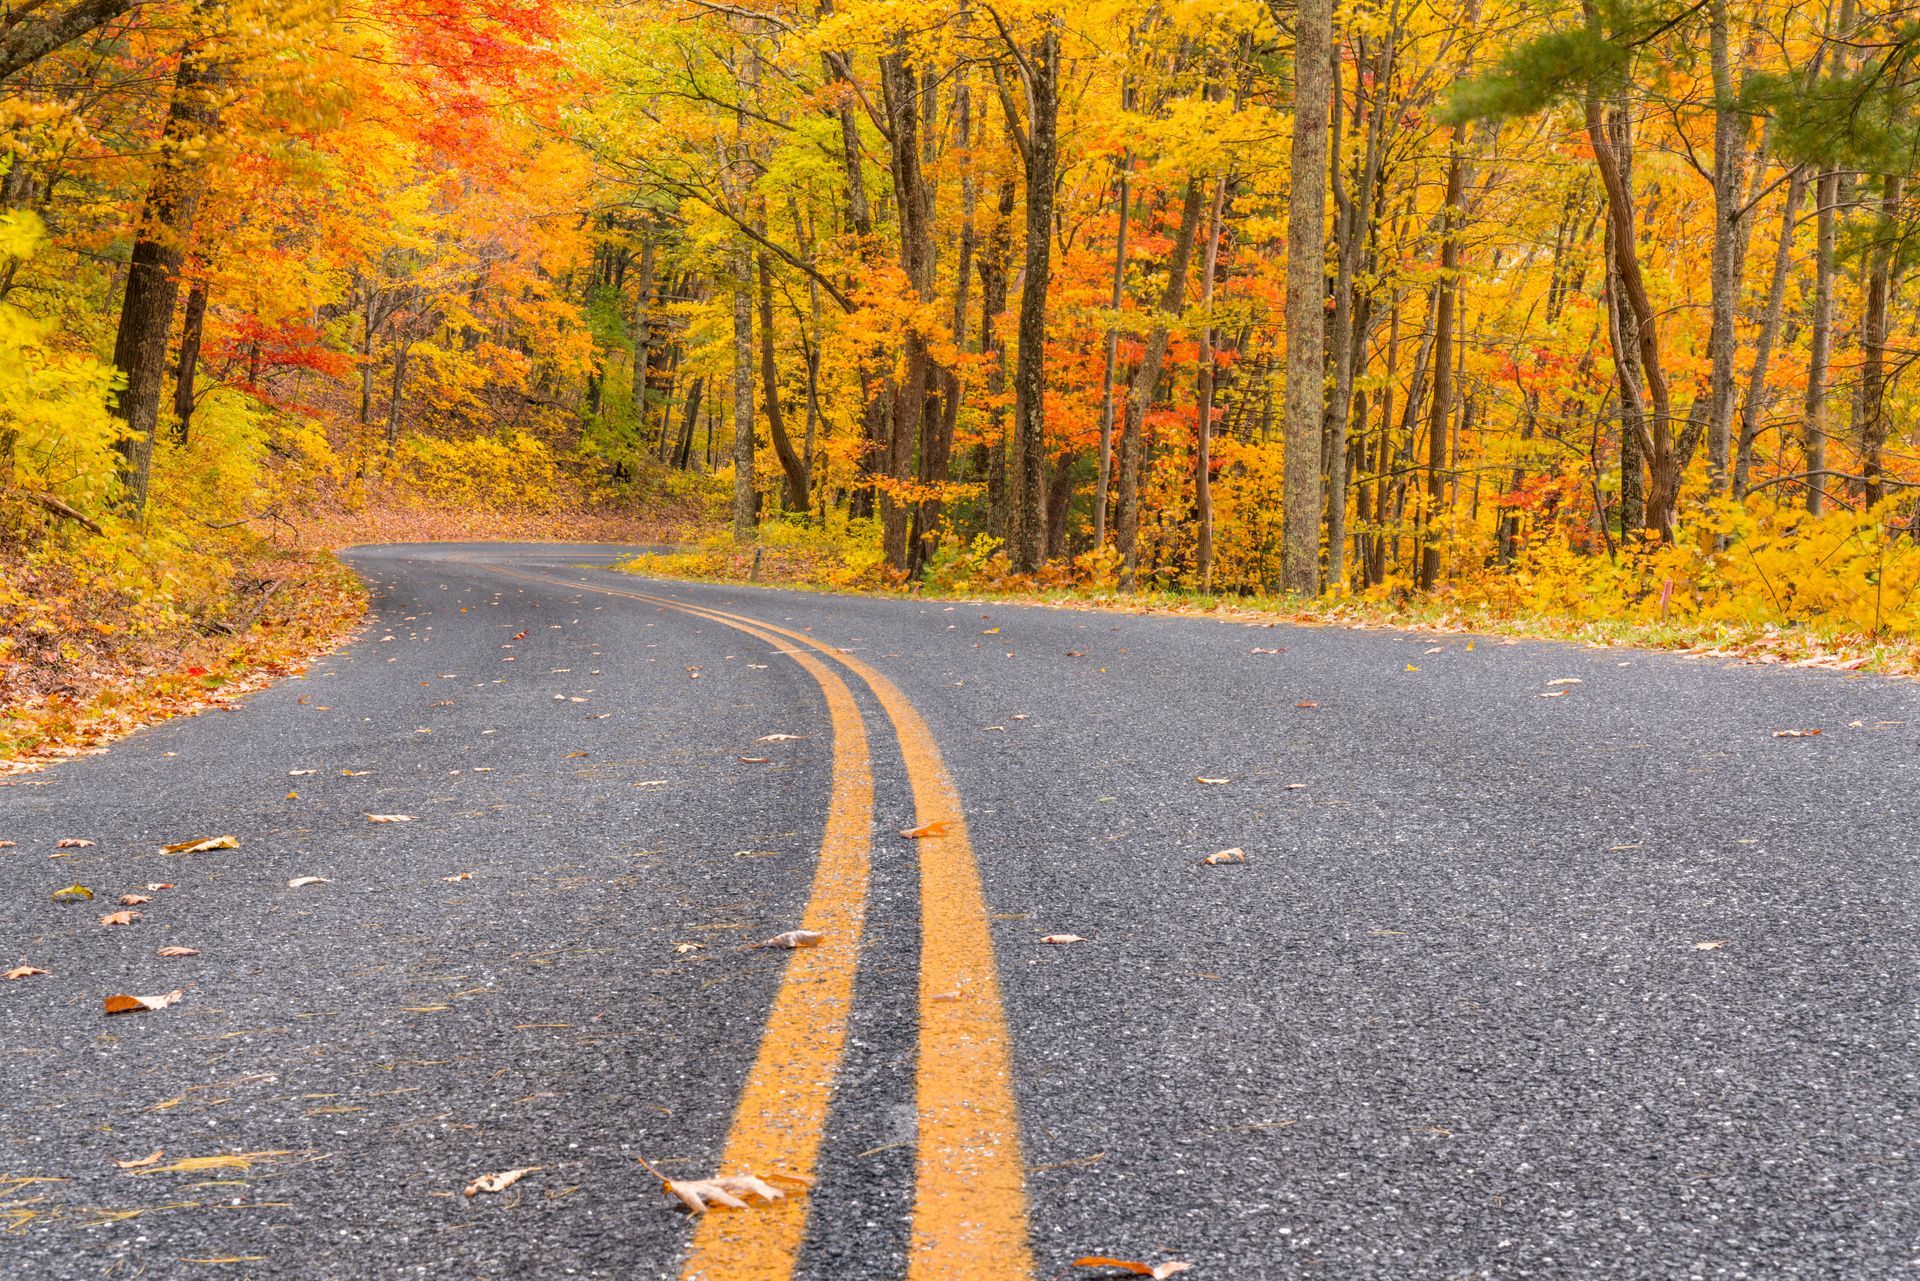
left=171, top=278, right=206, bottom=443
left=1278, top=0, right=1330, bottom=593
left=1417, top=145, right=1465, bottom=590
left=1703, top=0, right=1749, bottom=494
left=1008, top=29, right=1060, bottom=573
left=674, top=375, right=703, bottom=470
left=757, top=251, right=810, bottom=510
left=631, top=233, right=656, bottom=442
left=1732, top=169, right=1805, bottom=497
left=1094, top=155, right=1130, bottom=551
left=1859, top=173, right=1902, bottom=510
left=731, top=244, right=757, bottom=540
left=1804, top=166, right=1838, bottom=514
left=1195, top=173, right=1228, bottom=590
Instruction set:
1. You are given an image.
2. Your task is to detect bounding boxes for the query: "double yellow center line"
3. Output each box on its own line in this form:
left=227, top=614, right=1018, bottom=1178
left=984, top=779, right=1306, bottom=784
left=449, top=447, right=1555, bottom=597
left=477, top=564, right=1033, bottom=1281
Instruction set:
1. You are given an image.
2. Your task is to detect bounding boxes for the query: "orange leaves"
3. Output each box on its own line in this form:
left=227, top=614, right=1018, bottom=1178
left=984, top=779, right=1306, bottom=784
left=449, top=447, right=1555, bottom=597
left=161, top=835, right=237, bottom=855
left=100, top=910, right=141, bottom=927
left=1203, top=848, right=1247, bottom=865
left=4, top=963, right=48, bottom=981
left=103, top=990, right=184, bottom=1015
left=899, top=821, right=950, bottom=839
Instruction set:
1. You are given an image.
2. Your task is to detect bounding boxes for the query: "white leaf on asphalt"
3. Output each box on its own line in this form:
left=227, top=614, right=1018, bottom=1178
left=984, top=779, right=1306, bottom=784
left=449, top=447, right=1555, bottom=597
left=1694, top=939, right=1729, bottom=950
left=753, top=930, right=824, bottom=950
left=1546, top=678, right=1582, bottom=685
left=366, top=814, right=415, bottom=823
left=103, top=990, right=184, bottom=1015
left=1042, top=934, right=1087, bottom=945
left=287, top=876, right=330, bottom=888
left=464, top=1167, right=541, bottom=1198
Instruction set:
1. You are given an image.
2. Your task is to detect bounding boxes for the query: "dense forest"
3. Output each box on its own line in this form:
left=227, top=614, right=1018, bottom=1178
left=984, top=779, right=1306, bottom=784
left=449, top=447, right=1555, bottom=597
left=5, top=0, right=1920, bottom=641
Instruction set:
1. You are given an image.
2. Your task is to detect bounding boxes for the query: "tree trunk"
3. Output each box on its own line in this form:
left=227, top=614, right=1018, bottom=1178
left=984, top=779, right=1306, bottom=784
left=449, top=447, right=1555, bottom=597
left=1008, top=30, right=1060, bottom=573
left=1417, top=145, right=1465, bottom=590
left=1703, top=0, right=1749, bottom=494
left=1859, top=173, right=1902, bottom=510
left=110, top=23, right=221, bottom=512
left=1116, top=182, right=1206, bottom=587
left=757, top=251, right=809, bottom=511
left=1093, top=155, right=1130, bottom=551
left=730, top=244, right=757, bottom=541
left=171, top=278, right=206, bottom=443
left=1804, top=165, right=1838, bottom=515
left=1731, top=169, right=1805, bottom=497
left=1195, top=173, right=1228, bottom=590
left=1278, top=0, right=1330, bottom=594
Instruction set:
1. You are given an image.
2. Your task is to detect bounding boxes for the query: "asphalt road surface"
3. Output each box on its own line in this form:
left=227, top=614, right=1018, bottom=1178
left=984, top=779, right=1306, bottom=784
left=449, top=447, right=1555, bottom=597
left=2, top=541, right=1915, bottom=1280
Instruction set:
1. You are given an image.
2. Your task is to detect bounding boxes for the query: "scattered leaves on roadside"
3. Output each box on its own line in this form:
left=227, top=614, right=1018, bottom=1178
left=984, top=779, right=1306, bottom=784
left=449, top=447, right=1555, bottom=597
left=366, top=814, right=414, bottom=823
left=1072, top=1257, right=1193, bottom=1279
left=156, top=946, right=200, bottom=958
left=5, top=963, right=48, bottom=980
left=464, top=1167, right=540, bottom=1198
left=103, top=990, right=184, bottom=1015
left=753, top=930, right=824, bottom=950
left=56, top=838, right=95, bottom=849
left=899, top=821, right=949, bottom=839
left=52, top=884, right=94, bottom=902
left=162, top=835, right=237, bottom=855
left=1694, top=939, right=1729, bottom=950
left=287, top=876, right=329, bottom=888
left=100, top=910, right=140, bottom=926
left=113, top=1150, right=166, bottom=1169
left=1204, top=848, right=1247, bottom=865
left=1771, top=728, right=1821, bottom=738
left=1042, top=934, right=1087, bottom=945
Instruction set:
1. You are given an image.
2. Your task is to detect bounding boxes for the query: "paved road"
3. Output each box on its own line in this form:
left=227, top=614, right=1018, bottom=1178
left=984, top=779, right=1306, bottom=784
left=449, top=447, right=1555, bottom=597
left=2, top=542, right=1915, bottom=1280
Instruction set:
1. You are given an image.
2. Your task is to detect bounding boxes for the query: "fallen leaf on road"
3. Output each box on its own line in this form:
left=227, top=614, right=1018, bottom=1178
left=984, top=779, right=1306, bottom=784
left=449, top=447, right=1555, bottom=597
left=635, top=1156, right=812, bottom=1214
left=288, top=769, right=316, bottom=777
left=5, top=964, right=48, bottom=980
left=984, top=725, right=1007, bottom=732
left=983, top=627, right=1000, bottom=634
left=1693, top=939, right=1729, bottom=950
left=1771, top=728, right=1821, bottom=738
left=565, top=751, right=589, bottom=758
left=754, top=930, right=824, bottom=950
left=673, top=942, right=705, bottom=954
left=1204, top=848, right=1248, bottom=865
left=162, top=835, right=237, bottom=855
left=366, top=814, right=414, bottom=823
left=287, top=877, right=329, bottom=888
left=1405, top=664, right=1421, bottom=672
left=1295, top=701, right=1319, bottom=709
left=444, top=872, right=472, bottom=882
left=0, top=841, right=13, bottom=848
left=341, top=770, right=371, bottom=776
left=156, top=946, right=200, bottom=958
left=113, top=1150, right=165, bottom=1169
left=900, top=821, right=949, bottom=839
left=633, top=780, right=667, bottom=787
left=119, top=894, right=152, bottom=906
left=1547, top=678, right=1582, bottom=685
left=52, top=884, right=94, bottom=902
left=100, top=910, right=140, bottom=926
left=758, top=733, right=805, bottom=742
left=57, top=839, right=95, bottom=848
left=737, top=756, right=771, bottom=764
left=1539, top=690, right=1569, bottom=699
left=464, top=1167, right=540, bottom=1197
left=145, top=883, right=174, bottom=891
left=1012, top=712, right=1030, bottom=720
left=1250, top=646, right=1284, bottom=654
left=1042, top=934, right=1087, bottom=945
left=1073, top=1257, right=1193, bottom=1279
left=103, top=990, right=184, bottom=1015
left=1195, top=777, right=1230, bottom=785
left=1424, top=646, right=1444, bottom=654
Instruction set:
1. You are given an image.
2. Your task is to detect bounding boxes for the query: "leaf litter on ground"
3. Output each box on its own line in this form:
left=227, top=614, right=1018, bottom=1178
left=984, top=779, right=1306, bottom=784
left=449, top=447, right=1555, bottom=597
left=634, top=1155, right=812, bottom=1214
left=161, top=835, right=237, bottom=855
left=103, top=990, right=184, bottom=1015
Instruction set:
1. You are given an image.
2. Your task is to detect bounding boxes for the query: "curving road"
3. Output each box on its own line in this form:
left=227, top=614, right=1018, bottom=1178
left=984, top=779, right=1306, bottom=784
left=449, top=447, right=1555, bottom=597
left=1, top=541, right=1915, bottom=1280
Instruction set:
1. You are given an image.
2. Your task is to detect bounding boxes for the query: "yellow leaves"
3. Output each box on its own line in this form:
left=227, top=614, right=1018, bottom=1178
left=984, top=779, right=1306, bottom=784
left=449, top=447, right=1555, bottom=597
left=52, top=884, right=93, bottom=902
left=1072, top=1258, right=1192, bottom=1279
left=103, top=990, right=185, bottom=1015
left=135, top=1150, right=294, bottom=1174
left=161, top=835, right=237, bottom=855
left=113, top=1150, right=166, bottom=1170
left=465, top=1167, right=541, bottom=1197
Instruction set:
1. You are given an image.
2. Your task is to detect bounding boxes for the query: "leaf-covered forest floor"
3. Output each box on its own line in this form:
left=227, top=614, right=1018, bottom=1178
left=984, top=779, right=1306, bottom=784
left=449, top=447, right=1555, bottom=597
left=620, top=542, right=1920, bottom=681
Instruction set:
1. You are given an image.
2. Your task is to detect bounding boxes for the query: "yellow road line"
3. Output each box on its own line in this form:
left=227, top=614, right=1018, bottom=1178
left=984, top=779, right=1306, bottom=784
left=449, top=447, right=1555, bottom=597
left=476, top=563, right=873, bottom=1281
left=611, top=586, right=1035, bottom=1281
left=482, top=564, right=1033, bottom=1279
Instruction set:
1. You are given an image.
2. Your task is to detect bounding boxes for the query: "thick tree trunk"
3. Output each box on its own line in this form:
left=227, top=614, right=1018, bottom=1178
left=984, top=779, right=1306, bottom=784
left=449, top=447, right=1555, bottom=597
left=110, top=26, right=221, bottom=512
left=0, top=0, right=147, bottom=85
left=1278, top=0, right=1330, bottom=594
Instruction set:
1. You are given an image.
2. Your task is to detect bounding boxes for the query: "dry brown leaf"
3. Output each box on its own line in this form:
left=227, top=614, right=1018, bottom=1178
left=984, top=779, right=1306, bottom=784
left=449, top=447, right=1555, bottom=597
left=119, top=893, right=153, bottom=906
left=5, top=964, right=48, bottom=980
left=444, top=872, right=472, bottom=882
left=100, top=910, right=140, bottom=927
left=287, top=876, right=329, bottom=888
left=145, top=883, right=174, bottom=891
left=52, top=884, right=94, bottom=903
left=56, top=838, right=95, bottom=849
left=161, top=835, right=237, bottom=855
left=463, top=1167, right=540, bottom=1197
left=1771, top=728, right=1821, bottom=738
left=156, top=946, right=201, bottom=958
left=755, top=930, right=824, bottom=950
left=0, top=841, right=14, bottom=848
left=637, top=1154, right=814, bottom=1215
left=1072, top=1257, right=1193, bottom=1279
left=1295, top=701, right=1319, bottom=709
left=1547, top=678, right=1583, bottom=686
left=103, top=990, right=184, bottom=1015
left=341, top=769, right=371, bottom=776
left=113, top=1150, right=165, bottom=1170
left=758, top=733, right=805, bottom=742
left=1195, top=777, right=1231, bottom=786
left=1042, top=934, right=1087, bottom=945
left=565, top=751, right=590, bottom=758
left=1694, top=939, right=1729, bottom=950
left=899, top=821, right=950, bottom=839
left=1204, top=848, right=1248, bottom=865
left=737, top=756, right=771, bottom=764
left=366, top=814, right=414, bottom=823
